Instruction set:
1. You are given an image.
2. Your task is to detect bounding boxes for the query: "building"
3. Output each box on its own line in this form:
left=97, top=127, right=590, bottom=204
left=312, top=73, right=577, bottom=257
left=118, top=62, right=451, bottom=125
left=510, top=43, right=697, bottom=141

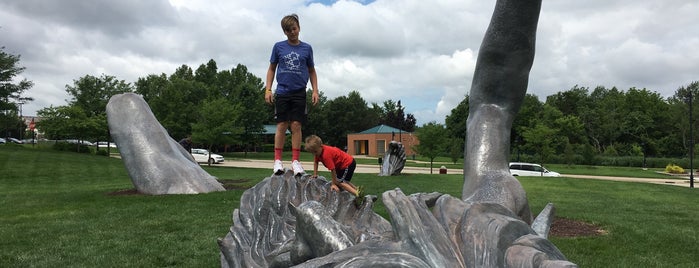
left=346, top=124, right=419, bottom=157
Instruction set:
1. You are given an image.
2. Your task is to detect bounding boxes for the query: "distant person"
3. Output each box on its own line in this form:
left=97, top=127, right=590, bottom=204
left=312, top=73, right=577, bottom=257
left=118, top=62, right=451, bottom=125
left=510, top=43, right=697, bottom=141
left=264, top=13, right=320, bottom=176
left=305, top=135, right=363, bottom=201
left=179, top=135, right=192, bottom=153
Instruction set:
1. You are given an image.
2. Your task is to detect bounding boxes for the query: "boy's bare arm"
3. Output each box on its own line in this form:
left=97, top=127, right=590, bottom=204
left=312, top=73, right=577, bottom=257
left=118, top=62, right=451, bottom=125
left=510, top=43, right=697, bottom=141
left=313, top=161, right=319, bottom=178
left=308, top=66, right=319, bottom=105
left=265, top=63, right=277, bottom=104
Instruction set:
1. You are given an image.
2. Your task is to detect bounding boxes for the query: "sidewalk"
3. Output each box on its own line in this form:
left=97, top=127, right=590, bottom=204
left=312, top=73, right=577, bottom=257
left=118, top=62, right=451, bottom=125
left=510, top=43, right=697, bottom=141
left=219, top=159, right=462, bottom=175
left=217, top=159, right=696, bottom=187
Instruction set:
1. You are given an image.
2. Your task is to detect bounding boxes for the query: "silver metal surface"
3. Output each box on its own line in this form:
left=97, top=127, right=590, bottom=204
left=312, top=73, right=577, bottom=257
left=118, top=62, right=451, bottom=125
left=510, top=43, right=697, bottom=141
left=379, top=141, right=406, bottom=176
left=106, top=93, right=225, bottom=195
left=219, top=0, right=577, bottom=267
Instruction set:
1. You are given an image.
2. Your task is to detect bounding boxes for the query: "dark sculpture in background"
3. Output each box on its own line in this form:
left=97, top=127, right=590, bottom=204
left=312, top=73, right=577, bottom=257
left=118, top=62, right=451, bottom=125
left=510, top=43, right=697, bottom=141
left=378, top=141, right=406, bottom=176
left=106, top=93, right=225, bottom=195
left=219, top=0, right=577, bottom=266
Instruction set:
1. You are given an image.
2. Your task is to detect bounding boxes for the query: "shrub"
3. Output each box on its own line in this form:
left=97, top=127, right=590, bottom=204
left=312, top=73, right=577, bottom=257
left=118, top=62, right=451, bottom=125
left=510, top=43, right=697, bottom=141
left=53, top=142, right=91, bottom=154
left=665, top=163, right=685, bottom=174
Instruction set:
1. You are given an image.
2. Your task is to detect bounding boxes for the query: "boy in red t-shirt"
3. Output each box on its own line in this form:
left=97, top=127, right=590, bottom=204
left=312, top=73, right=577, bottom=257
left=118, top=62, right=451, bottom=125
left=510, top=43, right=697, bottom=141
left=304, top=135, right=362, bottom=198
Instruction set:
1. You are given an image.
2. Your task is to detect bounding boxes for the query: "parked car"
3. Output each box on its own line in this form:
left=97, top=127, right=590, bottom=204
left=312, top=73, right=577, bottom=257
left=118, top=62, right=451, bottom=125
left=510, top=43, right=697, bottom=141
left=0, top=138, right=5, bottom=144
left=509, top=162, right=561, bottom=177
left=95, top=141, right=117, bottom=148
left=66, top=139, right=94, bottom=146
left=191, top=148, right=225, bottom=164
left=21, top=138, right=38, bottom=144
left=8, top=138, right=24, bottom=144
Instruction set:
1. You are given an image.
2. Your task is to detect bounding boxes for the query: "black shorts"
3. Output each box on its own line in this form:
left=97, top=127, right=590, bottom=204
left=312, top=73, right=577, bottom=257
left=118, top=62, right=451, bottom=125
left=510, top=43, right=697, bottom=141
left=274, top=90, right=307, bottom=124
left=337, top=160, right=357, bottom=183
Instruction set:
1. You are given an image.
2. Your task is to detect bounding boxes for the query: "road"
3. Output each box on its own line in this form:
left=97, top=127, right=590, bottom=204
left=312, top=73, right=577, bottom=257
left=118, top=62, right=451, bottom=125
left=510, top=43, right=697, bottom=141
left=217, top=159, right=696, bottom=188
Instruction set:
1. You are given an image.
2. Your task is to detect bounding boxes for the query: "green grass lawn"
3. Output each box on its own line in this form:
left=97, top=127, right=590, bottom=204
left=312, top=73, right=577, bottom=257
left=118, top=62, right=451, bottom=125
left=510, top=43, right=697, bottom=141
left=2, top=145, right=698, bottom=267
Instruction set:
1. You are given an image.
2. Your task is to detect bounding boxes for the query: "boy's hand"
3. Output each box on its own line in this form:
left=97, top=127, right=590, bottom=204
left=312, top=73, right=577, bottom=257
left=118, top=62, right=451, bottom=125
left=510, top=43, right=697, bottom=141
left=311, top=91, right=319, bottom=105
left=330, top=184, right=340, bottom=192
left=265, top=91, right=274, bottom=104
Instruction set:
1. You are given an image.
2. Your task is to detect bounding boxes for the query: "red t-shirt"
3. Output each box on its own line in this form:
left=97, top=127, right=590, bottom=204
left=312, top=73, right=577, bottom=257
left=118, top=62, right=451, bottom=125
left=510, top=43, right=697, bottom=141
left=315, top=145, right=354, bottom=170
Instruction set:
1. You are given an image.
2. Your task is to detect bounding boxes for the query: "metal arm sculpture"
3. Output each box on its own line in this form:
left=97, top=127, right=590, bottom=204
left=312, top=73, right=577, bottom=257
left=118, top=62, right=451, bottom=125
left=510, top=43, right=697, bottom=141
left=106, top=93, right=225, bottom=195
left=219, top=0, right=577, bottom=267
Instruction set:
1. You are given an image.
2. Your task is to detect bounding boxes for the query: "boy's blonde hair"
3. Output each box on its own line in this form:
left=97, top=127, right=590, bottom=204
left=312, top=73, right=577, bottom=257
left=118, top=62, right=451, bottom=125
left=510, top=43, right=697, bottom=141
left=281, top=14, right=299, bottom=32
left=304, top=135, right=323, bottom=152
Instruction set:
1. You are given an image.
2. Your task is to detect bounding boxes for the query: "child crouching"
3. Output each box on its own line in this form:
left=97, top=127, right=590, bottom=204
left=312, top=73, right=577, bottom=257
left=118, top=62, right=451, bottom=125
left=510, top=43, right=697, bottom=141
left=304, top=135, right=363, bottom=200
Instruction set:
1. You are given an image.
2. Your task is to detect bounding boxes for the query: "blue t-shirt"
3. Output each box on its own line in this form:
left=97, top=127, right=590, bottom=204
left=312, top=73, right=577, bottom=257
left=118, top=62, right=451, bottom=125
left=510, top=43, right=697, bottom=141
left=270, top=40, right=314, bottom=95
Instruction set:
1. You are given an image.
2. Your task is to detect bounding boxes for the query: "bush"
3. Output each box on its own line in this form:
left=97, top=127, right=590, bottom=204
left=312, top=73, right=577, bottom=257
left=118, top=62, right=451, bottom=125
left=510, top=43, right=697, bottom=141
left=53, top=142, right=91, bottom=154
left=95, top=149, right=109, bottom=156
left=665, top=163, right=685, bottom=174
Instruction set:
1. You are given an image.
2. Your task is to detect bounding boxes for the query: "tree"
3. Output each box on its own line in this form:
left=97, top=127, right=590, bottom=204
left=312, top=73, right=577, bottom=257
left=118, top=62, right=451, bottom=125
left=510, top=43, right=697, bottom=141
left=511, top=94, right=543, bottom=160
left=304, top=89, right=330, bottom=139
left=191, top=98, right=243, bottom=165
left=36, top=105, right=101, bottom=152
left=66, top=74, right=132, bottom=117
left=667, top=81, right=699, bottom=158
left=64, top=74, right=132, bottom=143
left=586, top=86, right=625, bottom=153
left=379, top=100, right=416, bottom=132
left=445, top=96, right=469, bottom=161
left=445, top=96, right=468, bottom=144
left=521, top=123, right=557, bottom=167
left=221, top=64, right=266, bottom=153
left=322, top=90, right=379, bottom=147
left=0, top=47, right=33, bottom=139
left=413, top=122, right=448, bottom=174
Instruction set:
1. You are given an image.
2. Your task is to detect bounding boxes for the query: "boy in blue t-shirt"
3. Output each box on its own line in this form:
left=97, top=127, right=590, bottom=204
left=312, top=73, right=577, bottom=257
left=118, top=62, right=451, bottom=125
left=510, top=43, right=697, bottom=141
left=264, top=13, right=320, bottom=176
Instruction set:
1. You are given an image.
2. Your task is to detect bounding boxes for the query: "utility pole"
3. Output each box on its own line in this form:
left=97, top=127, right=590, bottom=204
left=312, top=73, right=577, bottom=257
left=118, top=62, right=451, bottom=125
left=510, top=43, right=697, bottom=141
left=689, top=91, right=694, bottom=188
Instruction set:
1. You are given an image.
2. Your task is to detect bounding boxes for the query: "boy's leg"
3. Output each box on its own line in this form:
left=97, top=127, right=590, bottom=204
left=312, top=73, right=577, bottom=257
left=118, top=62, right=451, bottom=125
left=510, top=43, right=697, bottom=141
left=287, top=89, right=307, bottom=175
left=337, top=182, right=358, bottom=196
left=275, top=121, right=289, bottom=159
left=273, top=121, right=288, bottom=175
left=290, top=120, right=304, bottom=175
left=337, top=160, right=360, bottom=196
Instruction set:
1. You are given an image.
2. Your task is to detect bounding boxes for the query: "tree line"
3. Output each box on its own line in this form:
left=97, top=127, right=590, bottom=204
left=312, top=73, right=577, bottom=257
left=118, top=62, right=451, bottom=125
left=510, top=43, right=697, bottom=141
left=25, top=58, right=416, bottom=152
left=3, top=46, right=699, bottom=166
left=441, top=83, right=699, bottom=167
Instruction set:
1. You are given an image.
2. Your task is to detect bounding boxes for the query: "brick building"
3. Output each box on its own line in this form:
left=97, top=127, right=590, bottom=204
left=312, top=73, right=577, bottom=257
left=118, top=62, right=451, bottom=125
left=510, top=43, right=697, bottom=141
left=346, top=124, right=419, bottom=157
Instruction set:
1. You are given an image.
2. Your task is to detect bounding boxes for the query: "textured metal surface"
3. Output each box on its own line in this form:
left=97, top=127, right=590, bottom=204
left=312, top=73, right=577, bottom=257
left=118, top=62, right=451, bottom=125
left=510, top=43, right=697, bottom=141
left=219, top=171, right=576, bottom=267
left=106, top=93, right=225, bottom=195
left=379, top=141, right=406, bottom=176
left=220, top=0, right=577, bottom=267
left=462, top=0, right=542, bottom=224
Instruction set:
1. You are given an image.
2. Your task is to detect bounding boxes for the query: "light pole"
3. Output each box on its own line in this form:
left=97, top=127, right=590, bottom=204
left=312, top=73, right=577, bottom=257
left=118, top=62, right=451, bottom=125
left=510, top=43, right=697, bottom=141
left=689, top=92, right=695, bottom=188
left=17, top=100, right=25, bottom=140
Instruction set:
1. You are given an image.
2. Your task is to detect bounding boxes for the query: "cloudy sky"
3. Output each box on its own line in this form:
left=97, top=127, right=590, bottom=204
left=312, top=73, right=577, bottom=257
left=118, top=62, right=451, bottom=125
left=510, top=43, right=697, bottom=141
left=2, top=0, right=698, bottom=125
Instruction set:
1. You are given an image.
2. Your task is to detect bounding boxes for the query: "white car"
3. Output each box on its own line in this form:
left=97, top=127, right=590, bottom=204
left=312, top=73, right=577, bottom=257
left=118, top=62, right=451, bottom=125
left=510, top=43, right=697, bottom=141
left=95, top=141, right=117, bottom=148
left=191, top=148, right=225, bottom=164
left=509, top=162, right=561, bottom=177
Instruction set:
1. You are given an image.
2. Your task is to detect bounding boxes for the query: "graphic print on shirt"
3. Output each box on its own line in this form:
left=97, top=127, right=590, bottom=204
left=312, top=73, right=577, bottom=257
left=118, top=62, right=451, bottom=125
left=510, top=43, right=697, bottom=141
left=281, top=51, right=302, bottom=74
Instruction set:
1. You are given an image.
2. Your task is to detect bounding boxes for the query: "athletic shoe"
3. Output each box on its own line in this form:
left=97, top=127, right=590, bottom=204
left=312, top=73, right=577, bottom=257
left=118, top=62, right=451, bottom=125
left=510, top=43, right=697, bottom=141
left=273, top=160, right=284, bottom=175
left=291, top=160, right=305, bottom=175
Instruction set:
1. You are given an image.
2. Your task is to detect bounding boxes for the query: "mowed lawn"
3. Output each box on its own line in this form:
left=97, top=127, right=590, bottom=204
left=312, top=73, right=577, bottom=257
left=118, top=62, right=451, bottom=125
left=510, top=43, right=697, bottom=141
left=1, top=145, right=698, bottom=267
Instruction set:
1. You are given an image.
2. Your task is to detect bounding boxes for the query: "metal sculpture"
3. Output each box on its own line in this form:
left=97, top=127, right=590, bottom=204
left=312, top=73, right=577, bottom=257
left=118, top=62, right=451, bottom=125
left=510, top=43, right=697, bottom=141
left=219, top=0, right=577, bottom=266
left=106, top=93, right=225, bottom=195
left=379, top=141, right=407, bottom=176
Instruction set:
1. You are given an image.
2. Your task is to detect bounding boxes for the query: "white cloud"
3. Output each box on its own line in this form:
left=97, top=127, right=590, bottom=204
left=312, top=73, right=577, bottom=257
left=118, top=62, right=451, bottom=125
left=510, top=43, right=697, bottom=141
left=1, top=0, right=698, bottom=126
